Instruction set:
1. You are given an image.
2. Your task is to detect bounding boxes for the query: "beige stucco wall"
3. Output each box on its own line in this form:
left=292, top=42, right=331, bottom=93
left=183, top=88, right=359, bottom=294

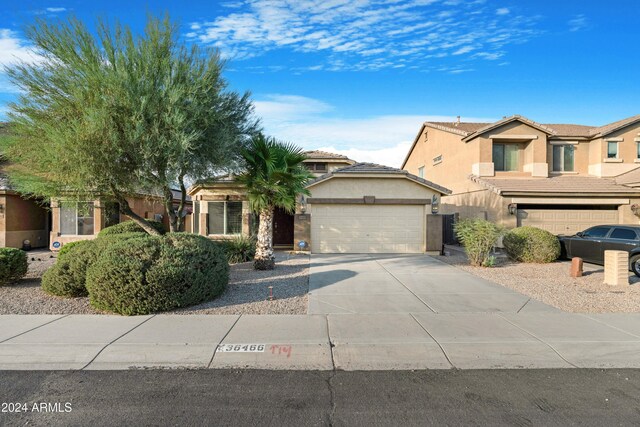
left=546, top=139, right=590, bottom=176
left=588, top=122, right=640, bottom=177
left=190, top=184, right=251, bottom=238
left=404, top=126, right=480, bottom=195
left=441, top=189, right=517, bottom=229
left=403, top=121, right=552, bottom=196
left=307, top=176, right=439, bottom=201
left=1, top=194, right=49, bottom=249
left=50, top=196, right=168, bottom=250
left=476, top=122, right=549, bottom=178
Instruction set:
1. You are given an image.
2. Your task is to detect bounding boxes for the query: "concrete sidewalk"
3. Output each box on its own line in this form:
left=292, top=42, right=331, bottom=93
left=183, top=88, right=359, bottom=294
left=1, top=312, right=640, bottom=370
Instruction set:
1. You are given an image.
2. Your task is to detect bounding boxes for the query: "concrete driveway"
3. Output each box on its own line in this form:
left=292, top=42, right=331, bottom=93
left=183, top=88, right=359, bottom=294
left=308, top=254, right=558, bottom=314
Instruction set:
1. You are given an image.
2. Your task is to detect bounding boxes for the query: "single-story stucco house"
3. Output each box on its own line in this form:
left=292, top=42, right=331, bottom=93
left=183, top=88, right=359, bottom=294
left=188, top=151, right=451, bottom=254
left=48, top=193, right=193, bottom=250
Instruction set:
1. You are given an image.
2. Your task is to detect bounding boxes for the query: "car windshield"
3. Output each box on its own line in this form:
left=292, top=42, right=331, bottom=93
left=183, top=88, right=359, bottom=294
left=582, top=226, right=611, bottom=238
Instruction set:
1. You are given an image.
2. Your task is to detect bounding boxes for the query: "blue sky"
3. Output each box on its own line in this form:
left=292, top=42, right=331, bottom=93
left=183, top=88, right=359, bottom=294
left=1, top=0, right=639, bottom=166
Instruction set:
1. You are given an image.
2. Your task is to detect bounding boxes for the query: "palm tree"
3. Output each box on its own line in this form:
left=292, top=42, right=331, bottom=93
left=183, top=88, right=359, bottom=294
left=238, top=134, right=313, bottom=270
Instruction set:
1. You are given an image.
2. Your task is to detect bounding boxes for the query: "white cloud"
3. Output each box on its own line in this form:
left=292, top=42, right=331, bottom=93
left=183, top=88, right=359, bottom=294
left=568, top=14, right=588, bottom=32
left=255, top=93, right=495, bottom=167
left=188, top=0, right=542, bottom=72
left=45, top=7, right=67, bottom=12
left=254, top=94, right=333, bottom=121
left=0, top=29, right=42, bottom=67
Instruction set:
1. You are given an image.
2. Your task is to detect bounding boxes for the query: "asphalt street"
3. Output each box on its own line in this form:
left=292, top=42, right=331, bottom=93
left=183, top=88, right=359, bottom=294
left=2, top=369, right=640, bottom=426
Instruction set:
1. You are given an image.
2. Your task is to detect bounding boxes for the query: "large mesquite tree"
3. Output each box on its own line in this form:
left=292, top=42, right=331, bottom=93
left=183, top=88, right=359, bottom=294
left=1, top=15, right=257, bottom=233
left=237, top=135, right=312, bottom=270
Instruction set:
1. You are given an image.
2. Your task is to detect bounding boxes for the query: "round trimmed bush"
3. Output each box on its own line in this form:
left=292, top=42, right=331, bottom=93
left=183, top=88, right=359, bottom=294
left=42, top=232, right=151, bottom=297
left=0, top=248, right=28, bottom=286
left=42, top=240, right=96, bottom=297
left=97, top=220, right=165, bottom=237
left=503, top=226, right=561, bottom=263
left=86, top=233, right=228, bottom=315
left=57, top=240, right=85, bottom=258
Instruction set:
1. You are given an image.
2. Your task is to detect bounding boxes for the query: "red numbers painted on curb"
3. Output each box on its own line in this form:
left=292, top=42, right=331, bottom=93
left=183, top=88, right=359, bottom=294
left=270, top=345, right=292, bottom=358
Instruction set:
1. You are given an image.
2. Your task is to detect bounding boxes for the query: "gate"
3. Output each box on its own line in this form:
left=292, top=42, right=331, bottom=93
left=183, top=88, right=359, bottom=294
left=442, top=214, right=458, bottom=245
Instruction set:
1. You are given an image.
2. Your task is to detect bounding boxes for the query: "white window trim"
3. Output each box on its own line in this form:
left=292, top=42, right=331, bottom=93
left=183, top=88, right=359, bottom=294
left=59, top=201, right=95, bottom=236
left=417, top=166, right=425, bottom=178
left=208, top=201, right=242, bottom=236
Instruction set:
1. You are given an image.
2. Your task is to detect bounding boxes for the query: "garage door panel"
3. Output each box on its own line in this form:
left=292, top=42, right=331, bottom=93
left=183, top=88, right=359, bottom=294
left=518, top=208, right=618, bottom=235
left=311, top=204, right=424, bottom=253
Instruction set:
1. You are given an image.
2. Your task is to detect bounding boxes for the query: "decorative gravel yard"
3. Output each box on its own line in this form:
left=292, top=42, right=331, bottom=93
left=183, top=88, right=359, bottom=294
left=0, top=251, right=309, bottom=315
left=437, top=250, right=640, bottom=313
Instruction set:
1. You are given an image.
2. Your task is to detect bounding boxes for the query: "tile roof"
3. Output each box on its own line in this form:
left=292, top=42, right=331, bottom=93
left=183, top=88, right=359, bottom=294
left=425, top=121, right=489, bottom=135
left=589, top=114, right=640, bottom=137
left=471, top=175, right=638, bottom=195
left=304, top=150, right=353, bottom=161
left=308, top=162, right=451, bottom=194
left=545, top=123, right=594, bottom=137
left=615, top=167, right=640, bottom=186
left=424, top=115, right=640, bottom=139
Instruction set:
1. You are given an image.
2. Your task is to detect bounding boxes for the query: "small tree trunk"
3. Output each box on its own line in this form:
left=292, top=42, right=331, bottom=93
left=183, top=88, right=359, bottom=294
left=118, top=198, right=162, bottom=236
left=109, top=186, right=162, bottom=236
left=254, top=206, right=275, bottom=270
left=175, top=174, right=187, bottom=232
left=162, top=185, right=179, bottom=233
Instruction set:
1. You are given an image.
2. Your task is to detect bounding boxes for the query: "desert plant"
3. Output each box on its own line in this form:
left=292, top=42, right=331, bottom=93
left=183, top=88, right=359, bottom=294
left=0, top=248, right=28, bottom=285
left=98, top=220, right=165, bottom=237
left=86, top=233, right=228, bottom=315
left=218, top=235, right=257, bottom=264
left=454, top=218, right=504, bottom=267
left=42, top=232, right=151, bottom=297
left=237, top=134, right=313, bottom=270
left=2, top=15, right=257, bottom=234
left=503, top=226, right=561, bottom=263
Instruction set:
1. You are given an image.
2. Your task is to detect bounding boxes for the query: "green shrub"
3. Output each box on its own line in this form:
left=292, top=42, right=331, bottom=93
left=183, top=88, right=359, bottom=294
left=97, top=220, right=165, bottom=237
left=454, top=218, right=504, bottom=267
left=86, top=233, right=228, bottom=315
left=218, top=235, right=256, bottom=264
left=58, top=240, right=85, bottom=258
left=0, top=248, right=28, bottom=286
left=42, top=233, right=151, bottom=297
left=503, top=226, right=561, bottom=263
left=43, top=240, right=97, bottom=297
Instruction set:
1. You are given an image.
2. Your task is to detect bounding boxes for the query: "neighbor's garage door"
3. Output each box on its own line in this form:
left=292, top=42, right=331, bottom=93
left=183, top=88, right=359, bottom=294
left=517, top=208, right=619, bottom=235
left=311, top=204, right=424, bottom=253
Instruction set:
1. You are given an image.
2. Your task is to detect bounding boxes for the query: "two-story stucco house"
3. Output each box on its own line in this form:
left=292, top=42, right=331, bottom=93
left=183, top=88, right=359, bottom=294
left=402, top=114, right=640, bottom=235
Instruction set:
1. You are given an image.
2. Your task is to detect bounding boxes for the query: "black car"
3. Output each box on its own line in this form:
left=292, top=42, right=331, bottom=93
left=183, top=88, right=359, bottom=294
left=559, top=225, right=640, bottom=276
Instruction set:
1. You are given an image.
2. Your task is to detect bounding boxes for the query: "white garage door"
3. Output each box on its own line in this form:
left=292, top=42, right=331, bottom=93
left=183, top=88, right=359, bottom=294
left=311, top=204, right=425, bottom=254
left=517, top=208, right=619, bottom=235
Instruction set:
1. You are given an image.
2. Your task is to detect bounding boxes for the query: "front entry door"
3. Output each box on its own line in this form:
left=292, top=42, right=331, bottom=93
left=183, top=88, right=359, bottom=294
left=273, top=207, right=294, bottom=246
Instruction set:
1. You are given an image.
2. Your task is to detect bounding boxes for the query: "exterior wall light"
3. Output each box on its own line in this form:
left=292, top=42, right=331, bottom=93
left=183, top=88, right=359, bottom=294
left=631, top=204, right=640, bottom=217
left=0, top=203, right=4, bottom=216
left=431, top=195, right=439, bottom=214
left=508, top=203, right=517, bottom=215
left=300, top=196, right=307, bottom=213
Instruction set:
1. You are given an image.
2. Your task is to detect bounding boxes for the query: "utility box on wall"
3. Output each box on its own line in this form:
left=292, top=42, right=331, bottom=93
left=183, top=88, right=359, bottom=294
left=426, top=214, right=443, bottom=254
